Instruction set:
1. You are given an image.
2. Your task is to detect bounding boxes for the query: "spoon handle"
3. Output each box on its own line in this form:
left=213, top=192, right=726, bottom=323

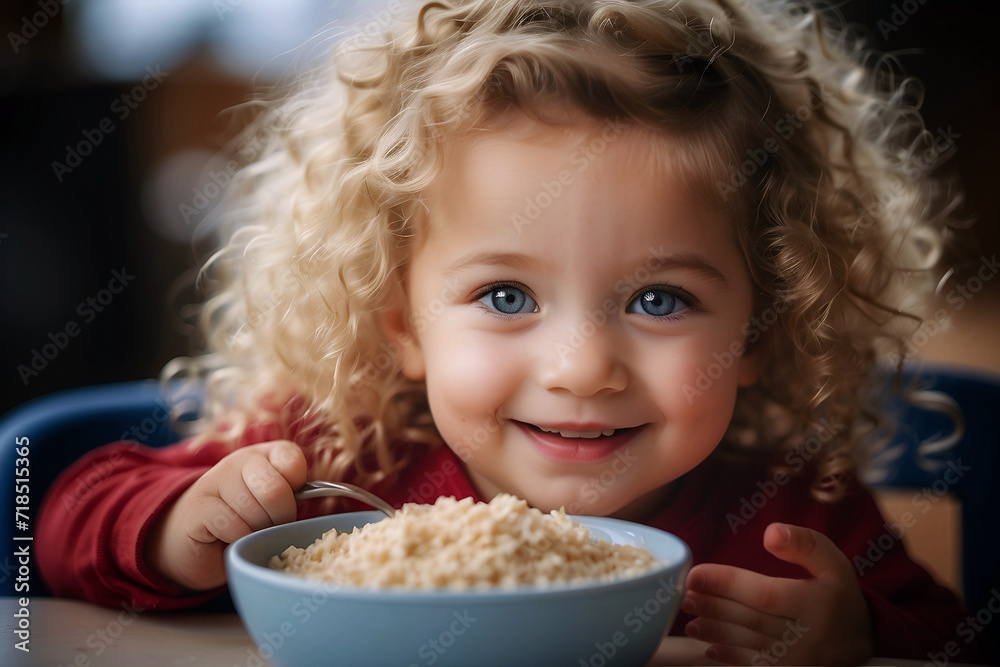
left=294, top=481, right=396, bottom=517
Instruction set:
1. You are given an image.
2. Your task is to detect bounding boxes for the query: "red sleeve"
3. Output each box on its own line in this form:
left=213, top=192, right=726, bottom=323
left=37, top=438, right=236, bottom=610
left=35, top=425, right=451, bottom=610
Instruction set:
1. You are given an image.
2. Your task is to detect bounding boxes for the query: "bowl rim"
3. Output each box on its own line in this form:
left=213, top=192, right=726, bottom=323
left=226, top=511, right=692, bottom=602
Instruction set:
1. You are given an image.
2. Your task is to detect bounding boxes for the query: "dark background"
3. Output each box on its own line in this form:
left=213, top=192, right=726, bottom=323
left=2, top=0, right=999, bottom=415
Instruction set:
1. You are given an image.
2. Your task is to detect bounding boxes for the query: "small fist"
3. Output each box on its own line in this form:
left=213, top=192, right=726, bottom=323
left=148, top=440, right=308, bottom=591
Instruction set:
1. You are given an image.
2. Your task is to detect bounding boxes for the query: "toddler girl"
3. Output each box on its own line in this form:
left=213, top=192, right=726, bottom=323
left=39, top=0, right=989, bottom=663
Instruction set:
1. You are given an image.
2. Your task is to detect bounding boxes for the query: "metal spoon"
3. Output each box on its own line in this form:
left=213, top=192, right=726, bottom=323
left=294, top=481, right=396, bottom=518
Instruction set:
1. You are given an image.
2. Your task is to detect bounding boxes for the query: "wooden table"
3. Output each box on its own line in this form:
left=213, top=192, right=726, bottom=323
left=0, top=597, right=261, bottom=666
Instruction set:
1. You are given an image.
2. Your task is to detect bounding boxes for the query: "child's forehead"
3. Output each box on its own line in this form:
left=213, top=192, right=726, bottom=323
left=413, top=108, right=743, bottom=254
left=427, top=107, right=739, bottom=224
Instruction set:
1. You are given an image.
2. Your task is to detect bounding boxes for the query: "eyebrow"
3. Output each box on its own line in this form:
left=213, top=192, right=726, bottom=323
left=646, top=252, right=728, bottom=285
left=443, top=251, right=548, bottom=278
left=444, top=250, right=728, bottom=285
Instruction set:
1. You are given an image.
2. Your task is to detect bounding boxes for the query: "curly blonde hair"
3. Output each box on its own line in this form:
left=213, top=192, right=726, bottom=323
left=165, top=0, right=953, bottom=499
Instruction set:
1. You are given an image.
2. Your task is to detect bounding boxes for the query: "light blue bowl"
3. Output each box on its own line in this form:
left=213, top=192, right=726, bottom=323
left=226, top=512, right=691, bottom=667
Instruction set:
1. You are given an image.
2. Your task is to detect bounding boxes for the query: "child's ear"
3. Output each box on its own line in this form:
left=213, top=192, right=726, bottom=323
left=737, top=326, right=772, bottom=387
left=379, top=302, right=426, bottom=381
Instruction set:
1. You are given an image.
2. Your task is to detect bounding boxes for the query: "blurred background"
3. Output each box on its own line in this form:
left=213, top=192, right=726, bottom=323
left=0, top=0, right=998, bottom=607
left=2, top=0, right=998, bottom=412
left=1, top=0, right=391, bottom=414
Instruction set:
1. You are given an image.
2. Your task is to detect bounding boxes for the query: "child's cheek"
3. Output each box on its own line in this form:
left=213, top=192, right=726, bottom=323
left=659, top=339, right=743, bottom=423
left=422, top=335, right=511, bottom=435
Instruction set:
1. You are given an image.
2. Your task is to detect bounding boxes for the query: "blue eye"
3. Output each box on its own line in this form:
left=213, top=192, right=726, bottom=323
left=627, top=288, right=688, bottom=317
left=478, top=285, right=538, bottom=315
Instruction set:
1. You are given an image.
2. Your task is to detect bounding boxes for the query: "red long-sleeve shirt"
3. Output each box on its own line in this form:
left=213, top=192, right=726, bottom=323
left=37, top=428, right=990, bottom=663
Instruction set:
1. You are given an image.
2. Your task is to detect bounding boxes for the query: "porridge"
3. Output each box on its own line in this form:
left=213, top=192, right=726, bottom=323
left=269, top=494, right=661, bottom=589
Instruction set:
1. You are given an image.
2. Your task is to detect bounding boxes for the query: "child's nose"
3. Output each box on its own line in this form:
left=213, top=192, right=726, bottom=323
left=536, top=320, right=628, bottom=397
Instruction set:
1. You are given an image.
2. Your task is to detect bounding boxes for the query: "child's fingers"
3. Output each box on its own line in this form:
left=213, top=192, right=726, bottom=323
left=239, top=451, right=298, bottom=527
left=196, top=496, right=254, bottom=545
left=682, top=590, right=789, bottom=639
left=204, top=452, right=288, bottom=533
left=209, top=457, right=277, bottom=532
left=685, top=615, right=775, bottom=653
left=762, top=522, right=853, bottom=582
left=697, top=639, right=770, bottom=667
left=265, top=440, right=308, bottom=490
left=646, top=636, right=721, bottom=665
left=686, top=564, right=800, bottom=619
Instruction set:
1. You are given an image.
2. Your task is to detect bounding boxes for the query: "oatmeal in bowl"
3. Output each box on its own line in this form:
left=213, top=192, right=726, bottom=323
left=227, top=494, right=690, bottom=667
left=270, top=494, right=663, bottom=589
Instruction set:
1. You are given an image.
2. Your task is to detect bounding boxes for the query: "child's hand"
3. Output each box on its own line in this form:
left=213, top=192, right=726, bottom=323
left=147, top=440, right=308, bottom=591
left=681, top=523, right=873, bottom=665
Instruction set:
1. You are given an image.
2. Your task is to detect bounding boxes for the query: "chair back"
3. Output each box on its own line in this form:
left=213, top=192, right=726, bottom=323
left=0, top=381, right=182, bottom=596
left=872, top=363, right=1000, bottom=657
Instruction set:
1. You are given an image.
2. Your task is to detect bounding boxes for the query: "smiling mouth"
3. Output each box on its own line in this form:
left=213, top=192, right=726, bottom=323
left=519, top=422, right=642, bottom=440
left=515, top=421, right=643, bottom=463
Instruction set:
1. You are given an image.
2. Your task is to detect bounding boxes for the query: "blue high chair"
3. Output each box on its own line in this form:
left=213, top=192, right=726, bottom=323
left=0, top=381, right=192, bottom=598
left=868, top=363, right=1000, bottom=615
left=866, top=362, right=1000, bottom=662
